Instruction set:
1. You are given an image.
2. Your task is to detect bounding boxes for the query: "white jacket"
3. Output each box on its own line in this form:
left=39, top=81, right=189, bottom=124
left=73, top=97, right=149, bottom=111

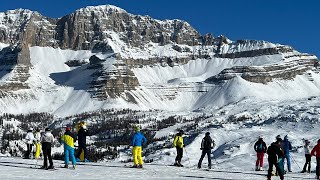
left=34, top=132, right=41, bottom=143
left=304, top=144, right=311, bottom=154
left=41, top=132, right=54, bottom=143
left=25, top=132, right=35, bottom=144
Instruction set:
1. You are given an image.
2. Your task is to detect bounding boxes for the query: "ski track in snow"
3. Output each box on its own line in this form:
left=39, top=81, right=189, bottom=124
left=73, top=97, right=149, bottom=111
left=0, top=157, right=315, bottom=180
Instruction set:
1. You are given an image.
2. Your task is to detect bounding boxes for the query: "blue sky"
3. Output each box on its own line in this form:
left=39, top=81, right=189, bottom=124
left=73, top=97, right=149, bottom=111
left=0, top=0, right=319, bottom=57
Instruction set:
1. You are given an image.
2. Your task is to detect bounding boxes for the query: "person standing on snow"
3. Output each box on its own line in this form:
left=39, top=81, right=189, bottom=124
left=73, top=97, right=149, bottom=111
left=173, top=129, right=184, bottom=167
left=197, top=132, right=215, bottom=169
left=254, top=136, right=267, bottom=171
left=302, top=139, right=311, bottom=173
left=61, top=127, right=77, bottom=169
left=282, top=135, right=293, bottom=172
left=76, top=122, right=89, bottom=162
left=34, top=128, right=41, bottom=159
left=267, top=138, right=285, bottom=180
left=131, top=126, right=147, bottom=168
left=311, top=139, right=320, bottom=179
left=24, top=128, right=35, bottom=159
left=276, top=135, right=285, bottom=175
left=40, top=128, right=55, bottom=169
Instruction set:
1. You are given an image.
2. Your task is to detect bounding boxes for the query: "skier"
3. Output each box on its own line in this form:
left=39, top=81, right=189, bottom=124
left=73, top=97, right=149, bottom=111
left=131, top=126, right=147, bottom=168
left=24, top=128, right=35, bottom=159
left=267, top=138, right=285, bottom=180
left=282, top=135, right=292, bottom=172
left=254, top=136, right=267, bottom=171
left=311, top=139, right=320, bottom=179
left=40, top=128, right=55, bottom=169
left=276, top=135, right=285, bottom=175
left=173, top=129, right=184, bottom=167
left=197, top=132, right=215, bottom=169
left=61, top=127, right=77, bottom=169
left=301, top=139, right=311, bottom=173
left=76, top=122, right=89, bottom=162
left=34, top=128, right=41, bottom=159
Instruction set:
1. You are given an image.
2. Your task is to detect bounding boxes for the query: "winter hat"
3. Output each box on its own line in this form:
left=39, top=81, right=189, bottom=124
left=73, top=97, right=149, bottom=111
left=179, top=129, right=184, bottom=134
left=66, top=127, right=71, bottom=131
left=45, top=128, right=51, bottom=132
left=318, top=139, right=320, bottom=144
left=134, top=126, right=140, bottom=132
left=258, top=135, right=263, bottom=139
left=205, top=132, right=210, bottom=136
left=276, top=135, right=281, bottom=140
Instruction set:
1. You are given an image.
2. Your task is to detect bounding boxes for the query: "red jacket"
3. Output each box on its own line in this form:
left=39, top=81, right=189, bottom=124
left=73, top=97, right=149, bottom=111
left=311, top=143, right=320, bottom=158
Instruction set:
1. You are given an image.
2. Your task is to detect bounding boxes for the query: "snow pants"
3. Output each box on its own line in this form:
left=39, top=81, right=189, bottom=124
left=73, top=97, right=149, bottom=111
left=34, top=143, right=41, bottom=159
left=64, top=146, right=76, bottom=165
left=175, top=147, right=183, bottom=164
left=256, top=152, right=264, bottom=167
left=303, top=154, right=311, bottom=172
left=285, top=153, right=291, bottom=171
left=25, top=144, right=33, bottom=158
left=316, top=157, right=320, bottom=177
left=268, top=158, right=284, bottom=179
left=42, top=142, right=53, bottom=168
left=76, top=144, right=87, bottom=160
left=198, top=149, right=212, bottom=168
left=133, top=146, right=143, bottom=165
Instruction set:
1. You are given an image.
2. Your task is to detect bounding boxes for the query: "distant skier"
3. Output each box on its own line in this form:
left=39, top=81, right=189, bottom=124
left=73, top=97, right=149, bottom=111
left=76, top=122, right=89, bottom=162
left=282, top=135, right=292, bottom=172
left=197, top=132, right=215, bottom=169
left=267, top=137, right=285, bottom=180
left=311, top=139, right=320, bottom=179
left=131, top=126, right=147, bottom=168
left=254, top=136, right=267, bottom=171
left=61, top=127, right=77, bottom=169
left=173, top=129, right=184, bottom=167
left=34, top=128, right=41, bottom=159
left=301, top=139, right=311, bottom=173
left=40, top=128, right=55, bottom=169
left=276, top=135, right=285, bottom=175
left=24, top=128, right=35, bottom=159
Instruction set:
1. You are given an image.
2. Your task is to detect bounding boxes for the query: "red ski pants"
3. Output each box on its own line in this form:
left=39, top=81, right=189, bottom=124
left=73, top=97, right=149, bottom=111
left=256, top=152, right=264, bottom=167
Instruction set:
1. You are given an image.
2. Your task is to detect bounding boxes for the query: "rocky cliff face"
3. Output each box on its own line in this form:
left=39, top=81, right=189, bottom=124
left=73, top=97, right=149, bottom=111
left=0, top=5, right=318, bottom=101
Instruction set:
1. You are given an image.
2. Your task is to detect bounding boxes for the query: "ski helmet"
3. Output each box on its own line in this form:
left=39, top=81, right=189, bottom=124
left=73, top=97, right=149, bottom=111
left=45, top=128, right=51, bottom=132
left=205, top=132, right=210, bottom=136
left=276, top=135, right=281, bottom=139
left=179, top=129, right=184, bottom=134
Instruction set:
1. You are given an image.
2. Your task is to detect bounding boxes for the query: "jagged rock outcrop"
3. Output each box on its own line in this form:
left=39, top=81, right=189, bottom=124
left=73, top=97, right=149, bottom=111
left=88, top=55, right=139, bottom=100
left=206, top=55, right=318, bottom=84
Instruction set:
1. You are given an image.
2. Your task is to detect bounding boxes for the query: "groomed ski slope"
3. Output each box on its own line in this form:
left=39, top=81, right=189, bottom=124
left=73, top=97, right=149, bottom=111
left=2, top=120, right=320, bottom=179
left=0, top=157, right=315, bottom=180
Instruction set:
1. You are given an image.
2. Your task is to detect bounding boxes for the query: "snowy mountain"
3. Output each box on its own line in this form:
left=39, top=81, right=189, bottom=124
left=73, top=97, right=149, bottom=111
left=0, top=5, right=320, bottom=176
left=0, top=5, right=318, bottom=116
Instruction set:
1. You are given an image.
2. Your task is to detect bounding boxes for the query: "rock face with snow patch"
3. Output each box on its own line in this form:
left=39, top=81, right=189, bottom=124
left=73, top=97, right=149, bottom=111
left=0, top=4, right=319, bottom=112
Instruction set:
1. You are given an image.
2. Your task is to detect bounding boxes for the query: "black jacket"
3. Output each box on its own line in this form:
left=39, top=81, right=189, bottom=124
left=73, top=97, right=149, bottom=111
left=267, top=142, right=285, bottom=162
left=77, top=127, right=88, bottom=146
left=201, top=135, right=215, bottom=150
left=254, top=139, right=267, bottom=153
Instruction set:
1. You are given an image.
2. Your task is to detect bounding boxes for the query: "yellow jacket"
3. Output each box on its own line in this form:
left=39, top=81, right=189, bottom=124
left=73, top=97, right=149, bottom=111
left=173, top=135, right=184, bottom=148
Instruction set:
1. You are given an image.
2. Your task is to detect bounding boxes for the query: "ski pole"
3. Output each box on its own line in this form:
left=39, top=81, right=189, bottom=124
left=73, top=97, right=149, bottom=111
left=184, top=148, right=191, bottom=168
left=290, top=154, right=301, bottom=169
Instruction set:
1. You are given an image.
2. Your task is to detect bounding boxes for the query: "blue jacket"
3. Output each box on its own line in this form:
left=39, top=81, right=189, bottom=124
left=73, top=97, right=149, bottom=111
left=283, top=138, right=292, bottom=154
left=132, top=132, right=147, bottom=147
